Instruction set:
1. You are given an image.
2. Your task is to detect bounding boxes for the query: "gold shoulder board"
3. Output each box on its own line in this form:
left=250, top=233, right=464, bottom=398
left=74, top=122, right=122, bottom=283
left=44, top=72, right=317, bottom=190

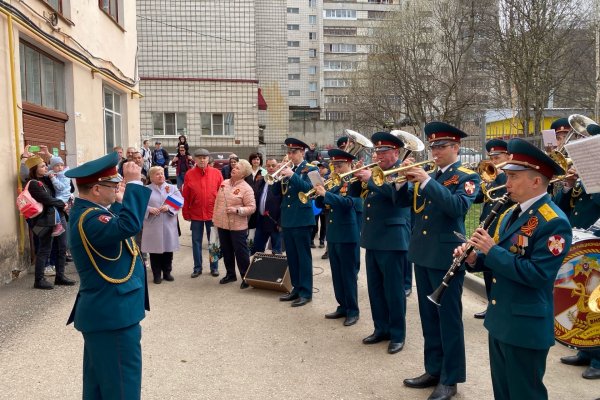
left=538, top=203, right=558, bottom=221
left=458, top=166, right=475, bottom=174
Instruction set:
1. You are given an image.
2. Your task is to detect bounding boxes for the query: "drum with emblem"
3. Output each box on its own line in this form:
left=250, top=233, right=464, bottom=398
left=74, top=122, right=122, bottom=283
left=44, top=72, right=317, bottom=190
left=554, top=228, right=600, bottom=349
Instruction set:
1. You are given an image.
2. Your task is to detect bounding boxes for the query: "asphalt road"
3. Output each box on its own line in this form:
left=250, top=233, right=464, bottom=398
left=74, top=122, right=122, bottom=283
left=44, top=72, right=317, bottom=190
left=0, top=220, right=598, bottom=399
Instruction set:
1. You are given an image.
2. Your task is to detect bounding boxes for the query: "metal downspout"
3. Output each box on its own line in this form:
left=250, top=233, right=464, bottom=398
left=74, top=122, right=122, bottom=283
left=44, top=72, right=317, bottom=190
left=5, top=13, right=26, bottom=254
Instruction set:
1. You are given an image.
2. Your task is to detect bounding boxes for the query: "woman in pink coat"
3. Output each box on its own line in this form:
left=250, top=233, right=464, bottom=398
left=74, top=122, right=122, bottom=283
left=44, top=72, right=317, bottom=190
left=213, top=159, right=256, bottom=288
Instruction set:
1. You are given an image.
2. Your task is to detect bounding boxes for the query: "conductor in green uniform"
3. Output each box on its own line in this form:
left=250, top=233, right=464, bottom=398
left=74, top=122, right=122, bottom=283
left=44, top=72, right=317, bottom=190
left=65, top=152, right=152, bottom=400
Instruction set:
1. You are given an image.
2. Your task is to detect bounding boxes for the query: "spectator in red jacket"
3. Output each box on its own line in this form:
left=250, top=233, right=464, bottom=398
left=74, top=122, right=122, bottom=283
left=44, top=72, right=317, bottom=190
left=182, top=148, right=223, bottom=278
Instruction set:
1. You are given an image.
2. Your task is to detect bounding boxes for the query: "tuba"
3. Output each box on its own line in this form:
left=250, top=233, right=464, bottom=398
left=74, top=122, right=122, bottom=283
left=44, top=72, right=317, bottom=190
left=343, top=129, right=374, bottom=158
left=390, top=130, right=425, bottom=161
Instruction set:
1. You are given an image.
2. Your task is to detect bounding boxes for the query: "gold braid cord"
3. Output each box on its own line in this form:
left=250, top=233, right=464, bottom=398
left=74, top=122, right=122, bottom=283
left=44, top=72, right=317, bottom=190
left=413, top=182, right=425, bottom=214
left=78, top=208, right=139, bottom=284
left=493, top=205, right=516, bottom=243
left=570, top=183, right=583, bottom=209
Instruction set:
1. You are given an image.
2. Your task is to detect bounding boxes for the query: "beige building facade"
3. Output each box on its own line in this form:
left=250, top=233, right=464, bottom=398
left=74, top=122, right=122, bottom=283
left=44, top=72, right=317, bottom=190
left=0, top=0, right=141, bottom=283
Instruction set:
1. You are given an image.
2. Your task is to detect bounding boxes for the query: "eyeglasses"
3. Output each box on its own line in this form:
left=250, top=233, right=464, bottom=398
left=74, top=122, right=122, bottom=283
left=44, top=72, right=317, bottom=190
left=429, top=144, right=452, bottom=150
left=96, top=183, right=119, bottom=192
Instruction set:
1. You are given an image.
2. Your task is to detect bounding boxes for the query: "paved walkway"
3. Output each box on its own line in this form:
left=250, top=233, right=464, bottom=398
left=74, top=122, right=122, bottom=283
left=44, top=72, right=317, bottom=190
left=0, top=220, right=598, bottom=399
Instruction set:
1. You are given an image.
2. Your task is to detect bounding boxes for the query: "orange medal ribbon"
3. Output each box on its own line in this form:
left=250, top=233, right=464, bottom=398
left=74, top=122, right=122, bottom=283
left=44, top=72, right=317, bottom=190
left=521, top=216, right=538, bottom=236
left=443, top=175, right=459, bottom=186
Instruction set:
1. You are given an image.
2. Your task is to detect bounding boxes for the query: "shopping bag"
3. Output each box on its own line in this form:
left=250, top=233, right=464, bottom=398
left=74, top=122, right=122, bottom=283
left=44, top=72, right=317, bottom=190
left=208, top=226, right=222, bottom=263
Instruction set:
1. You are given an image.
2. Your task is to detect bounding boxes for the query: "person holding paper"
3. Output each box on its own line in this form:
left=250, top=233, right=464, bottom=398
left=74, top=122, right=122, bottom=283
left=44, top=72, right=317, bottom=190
left=314, top=149, right=363, bottom=327
left=272, top=138, right=318, bottom=307
left=141, top=166, right=182, bottom=284
left=554, top=123, right=600, bottom=380
left=353, top=131, right=411, bottom=355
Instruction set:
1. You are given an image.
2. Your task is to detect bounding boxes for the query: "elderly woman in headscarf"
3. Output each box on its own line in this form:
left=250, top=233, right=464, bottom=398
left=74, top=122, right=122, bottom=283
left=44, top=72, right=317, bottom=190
left=212, top=159, right=256, bottom=288
left=141, top=166, right=182, bottom=284
left=24, top=155, right=76, bottom=289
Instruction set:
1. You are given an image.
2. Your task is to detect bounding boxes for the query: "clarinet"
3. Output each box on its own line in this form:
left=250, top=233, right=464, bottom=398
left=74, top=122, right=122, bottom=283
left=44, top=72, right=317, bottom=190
left=427, top=193, right=511, bottom=306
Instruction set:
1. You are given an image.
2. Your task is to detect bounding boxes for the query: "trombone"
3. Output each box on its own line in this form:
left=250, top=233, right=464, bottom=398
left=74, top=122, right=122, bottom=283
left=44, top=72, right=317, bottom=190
left=372, top=160, right=437, bottom=186
left=266, top=160, right=293, bottom=185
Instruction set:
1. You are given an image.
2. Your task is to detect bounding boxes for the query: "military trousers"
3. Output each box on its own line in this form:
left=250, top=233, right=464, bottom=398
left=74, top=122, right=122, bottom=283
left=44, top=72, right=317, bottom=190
left=82, top=323, right=142, bottom=400
left=414, top=265, right=466, bottom=385
left=365, top=249, right=407, bottom=342
left=329, top=242, right=360, bottom=318
left=489, top=334, right=549, bottom=400
left=282, top=226, right=313, bottom=299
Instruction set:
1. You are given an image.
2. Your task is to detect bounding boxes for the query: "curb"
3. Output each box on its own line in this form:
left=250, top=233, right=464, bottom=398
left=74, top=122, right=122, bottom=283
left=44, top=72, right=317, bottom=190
left=464, top=272, right=487, bottom=299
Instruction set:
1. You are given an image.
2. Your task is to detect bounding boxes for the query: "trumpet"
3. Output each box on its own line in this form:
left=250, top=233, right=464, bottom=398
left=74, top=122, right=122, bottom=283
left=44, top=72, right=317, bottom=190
left=329, top=162, right=379, bottom=187
left=298, top=179, right=337, bottom=204
left=266, top=160, right=293, bottom=185
left=372, top=160, right=437, bottom=186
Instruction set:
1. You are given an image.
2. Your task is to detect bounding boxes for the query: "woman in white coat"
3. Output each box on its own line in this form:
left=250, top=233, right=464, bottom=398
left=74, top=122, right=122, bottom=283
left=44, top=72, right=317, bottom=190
left=142, top=166, right=182, bottom=283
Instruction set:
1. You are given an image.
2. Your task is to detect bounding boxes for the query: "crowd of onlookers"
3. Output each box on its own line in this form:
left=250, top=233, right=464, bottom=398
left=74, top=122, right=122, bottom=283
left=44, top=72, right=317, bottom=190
left=20, top=137, right=329, bottom=289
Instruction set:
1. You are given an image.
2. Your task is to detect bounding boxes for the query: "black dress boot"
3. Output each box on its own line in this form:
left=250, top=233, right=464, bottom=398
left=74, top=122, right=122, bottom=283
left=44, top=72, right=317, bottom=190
left=34, top=278, right=54, bottom=290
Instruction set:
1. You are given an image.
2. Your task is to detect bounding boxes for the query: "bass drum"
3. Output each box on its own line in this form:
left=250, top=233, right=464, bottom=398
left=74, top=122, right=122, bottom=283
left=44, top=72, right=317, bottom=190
left=554, top=229, right=600, bottom=349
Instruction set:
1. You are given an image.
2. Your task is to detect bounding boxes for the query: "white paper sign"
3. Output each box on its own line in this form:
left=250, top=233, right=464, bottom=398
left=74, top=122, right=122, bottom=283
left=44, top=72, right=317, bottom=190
left=308, top=170, right=325, bottom=187
left=541, top=129, right=558, bottom=147
left=564, top=135, right=600, bottom=193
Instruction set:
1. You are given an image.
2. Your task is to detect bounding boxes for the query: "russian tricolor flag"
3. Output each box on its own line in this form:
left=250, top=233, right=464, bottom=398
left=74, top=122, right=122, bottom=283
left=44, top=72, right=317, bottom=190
left=164, top=191, right=184, bottom=213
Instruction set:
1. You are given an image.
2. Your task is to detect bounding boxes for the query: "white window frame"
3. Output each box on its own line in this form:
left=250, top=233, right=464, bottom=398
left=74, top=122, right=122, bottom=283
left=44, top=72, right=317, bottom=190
left=288, top=41, right=300, bottom=47
left=309, top=48, right=317, bottom=58
left=288, top=57, right=301, bottom=64
left=289, top=90, right=301, bottom=96
left=152, top=112, right=187, bottom=137
left=289, top=74, right=301, bottom=80
left=201, top=112, right=235, bottom=137
left=308, top=82, right=317, bottom=92
left=324, top=9, right=357, bottom=20
left=287, top=24, right=300, bottom=30
left=308, top=15, right=317, bottom=25
left=103, top=86, right=122, bottom=154
left=308, top=66, right=317, bottom=75
left=308, top=99, right=318, bottom=108
left=287, top=7, right=299, bottom=13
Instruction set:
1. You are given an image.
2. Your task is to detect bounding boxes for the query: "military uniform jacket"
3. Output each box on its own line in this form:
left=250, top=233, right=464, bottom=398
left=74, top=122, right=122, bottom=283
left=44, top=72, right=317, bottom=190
left=272, top=160, right=317, bottom=228
left=360, top=160, right=411, bottom=251
left=67, top=184, right=152, bottom=333
left=315, top=179, right=363, bottom=243
left=472, top=195, right=572, bottom=349
left=399, top=161, right=480, bottom=269
left=553, top=181, right=600, bottom=229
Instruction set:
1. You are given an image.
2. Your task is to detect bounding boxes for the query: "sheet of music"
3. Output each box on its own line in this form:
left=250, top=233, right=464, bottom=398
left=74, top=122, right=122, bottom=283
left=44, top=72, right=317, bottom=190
left=541, top=129, right=557, bottom=147
left=565, top=135, right=600, bottom=193
left=308, top=170, right=325, bottom=187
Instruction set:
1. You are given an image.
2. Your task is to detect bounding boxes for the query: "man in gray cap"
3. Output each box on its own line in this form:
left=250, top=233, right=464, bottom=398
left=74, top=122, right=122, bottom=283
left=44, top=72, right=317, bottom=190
left=182, top=148, right=223, bottom=277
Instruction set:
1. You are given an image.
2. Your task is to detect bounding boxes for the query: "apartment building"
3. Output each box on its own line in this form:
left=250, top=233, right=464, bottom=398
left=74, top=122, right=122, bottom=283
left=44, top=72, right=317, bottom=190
left=137, top=0, right=288, bottom=158
left=0, top=0, right=141, bottom=282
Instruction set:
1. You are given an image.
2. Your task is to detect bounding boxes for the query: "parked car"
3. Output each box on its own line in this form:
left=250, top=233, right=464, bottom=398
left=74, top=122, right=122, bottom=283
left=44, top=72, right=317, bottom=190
left=209, top=152, right=234, bottom=170
left=458, top=147, right=482, bottom=167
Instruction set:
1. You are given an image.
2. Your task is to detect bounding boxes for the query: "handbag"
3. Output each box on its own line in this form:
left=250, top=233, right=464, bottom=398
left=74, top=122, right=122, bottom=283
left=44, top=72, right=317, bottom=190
left=16, top=181, right=43, bottom=219
left=208, top=226, right=222, bottom=263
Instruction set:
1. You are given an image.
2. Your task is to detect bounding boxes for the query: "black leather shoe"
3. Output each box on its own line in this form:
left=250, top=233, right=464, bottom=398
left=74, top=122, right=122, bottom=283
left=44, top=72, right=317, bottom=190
left=427, top=383, right=457, bottom=400
left=403, top=373, right=440, bottom=389
left=291, top=297, right=312, bottom=307
left=388, top=341, right=404, bottom=354
left=55, top=276, right=77, bottom=286
left=65, top=255, right=73, bottom=262
left=163, top=273, right=174, bottom=282
left=153, top=277, right=162, bottom=284
left=310, top=242, right=316, bottom=248
left=344, top=315, right=359, bottom=326
left=560, top=354, right=590, bottom=366
left=33, top=279, right=54, bottom=290
left=321, top=251, right=329, bottom=259
left=280, top=292, right=299, bottom=302
left=210, top=270, right=219, bottom=277
left=362, top=332, right=390, bottom=345
left=240, top=280, right=250, bottom=289
left=219, top=275, right=237, bottom=284
left=191, top=271, right=202, bottom=278
left=325, top=311, right=346, bottom=319
left=319, top=242, right=325, bottom=248
left=405, top=288, right=412, bottom=297
left=583, top=366, right=600, bottom=379
left=474, top=310, right=487, bottom=319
